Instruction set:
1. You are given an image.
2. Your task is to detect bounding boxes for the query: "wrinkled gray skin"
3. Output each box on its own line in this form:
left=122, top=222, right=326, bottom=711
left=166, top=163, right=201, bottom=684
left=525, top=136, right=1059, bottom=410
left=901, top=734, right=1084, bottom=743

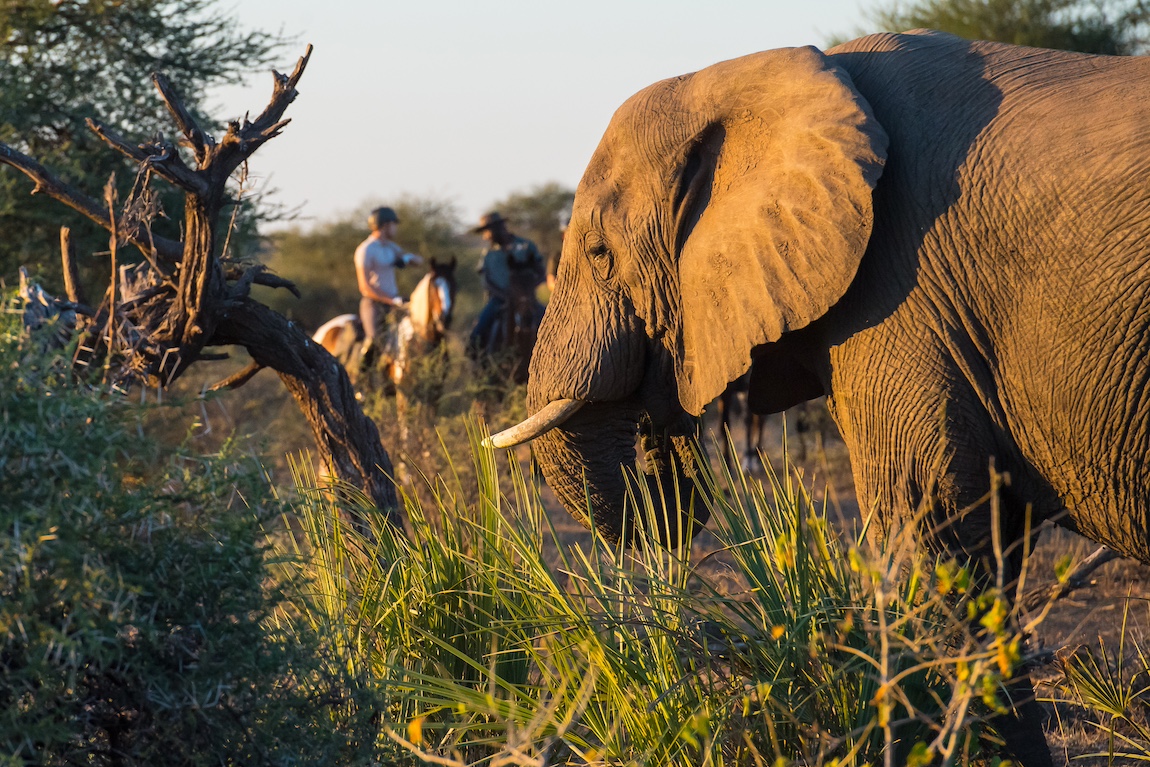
left=527, top=30, right=1150, bottom=767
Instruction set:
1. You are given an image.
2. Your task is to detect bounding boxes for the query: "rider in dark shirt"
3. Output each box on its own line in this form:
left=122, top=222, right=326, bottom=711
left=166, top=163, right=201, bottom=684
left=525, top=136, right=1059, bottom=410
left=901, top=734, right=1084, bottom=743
left=468, top=211, right=546, bottom=357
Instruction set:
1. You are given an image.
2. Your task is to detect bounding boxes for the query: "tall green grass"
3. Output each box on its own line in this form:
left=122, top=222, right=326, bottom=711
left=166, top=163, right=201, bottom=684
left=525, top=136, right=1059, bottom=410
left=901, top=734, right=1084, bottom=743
left=276, top=426, right=1035, bottom=766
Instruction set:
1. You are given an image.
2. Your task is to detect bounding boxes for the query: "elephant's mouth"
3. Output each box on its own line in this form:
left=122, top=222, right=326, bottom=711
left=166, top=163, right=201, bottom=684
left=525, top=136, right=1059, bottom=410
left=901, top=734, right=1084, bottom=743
left=485, top=398, right=586, bottom=448
left=488, top=395, right=709, bottom=548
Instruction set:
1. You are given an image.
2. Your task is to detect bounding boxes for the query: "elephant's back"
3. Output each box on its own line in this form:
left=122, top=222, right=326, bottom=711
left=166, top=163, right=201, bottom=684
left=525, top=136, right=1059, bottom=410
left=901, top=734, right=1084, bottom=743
left=833, top=31, right=1150, bottom=563
left=831, top=30, right=1150, bottom=151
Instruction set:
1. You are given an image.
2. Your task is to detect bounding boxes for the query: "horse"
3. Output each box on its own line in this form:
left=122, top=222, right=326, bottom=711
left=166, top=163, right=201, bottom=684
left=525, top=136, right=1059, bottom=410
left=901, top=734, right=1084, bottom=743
left=389, top=257, right=457, bottom=389
left=715, top=373, right=766, bottom=473
left=312, top=257, right=457, bottom=394
left=712, top=376, right=836, bottom=472
left=480, top=261, right=544, bottom=385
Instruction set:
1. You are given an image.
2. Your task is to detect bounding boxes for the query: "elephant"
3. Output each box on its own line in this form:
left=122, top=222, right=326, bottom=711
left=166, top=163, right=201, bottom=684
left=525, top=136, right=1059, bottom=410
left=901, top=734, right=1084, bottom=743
left=489, top=29, right=1150, bottom=766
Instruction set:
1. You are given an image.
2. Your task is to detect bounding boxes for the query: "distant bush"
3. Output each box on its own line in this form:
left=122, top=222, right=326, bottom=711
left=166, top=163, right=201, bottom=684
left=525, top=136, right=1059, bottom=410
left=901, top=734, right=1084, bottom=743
left=0, top=307, right=379, bottom=765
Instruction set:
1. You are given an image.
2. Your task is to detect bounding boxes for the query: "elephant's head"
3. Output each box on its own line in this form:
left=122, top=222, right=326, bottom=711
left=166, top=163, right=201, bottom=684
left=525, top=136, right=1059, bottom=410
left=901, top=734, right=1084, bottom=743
left=492, top=46, right=888, bottom=547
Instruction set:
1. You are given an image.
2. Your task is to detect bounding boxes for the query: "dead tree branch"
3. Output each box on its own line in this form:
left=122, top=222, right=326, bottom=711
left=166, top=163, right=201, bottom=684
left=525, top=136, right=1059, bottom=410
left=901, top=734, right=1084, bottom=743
left=4, top=45, right=401, bottom=526
left=1023, top=545, right=1122, bottom=612
left=0, top=143, right=182, bottom=261
left=211, top=299, right=400, bottom=521
left=208, top=360, right=263, bottom=391
left=87, top=119, right=207, bottom=195
left=224, top=263, right=301, bottom=299
left=152, top=73, right=213, bottom=163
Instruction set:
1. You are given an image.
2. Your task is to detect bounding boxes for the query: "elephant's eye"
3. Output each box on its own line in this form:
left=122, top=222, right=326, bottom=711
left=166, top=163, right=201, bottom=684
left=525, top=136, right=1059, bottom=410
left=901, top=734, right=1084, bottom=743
left=584, top=234, right=614, bottom=282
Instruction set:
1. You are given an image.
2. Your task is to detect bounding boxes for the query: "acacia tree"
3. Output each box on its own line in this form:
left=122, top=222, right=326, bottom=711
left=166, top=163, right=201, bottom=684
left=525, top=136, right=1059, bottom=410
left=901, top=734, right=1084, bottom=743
left=0, top=0, right=281, bottom=285
left=860, top=0, right=1150, bottom=53
left=0, top=47, right=401, bottom=527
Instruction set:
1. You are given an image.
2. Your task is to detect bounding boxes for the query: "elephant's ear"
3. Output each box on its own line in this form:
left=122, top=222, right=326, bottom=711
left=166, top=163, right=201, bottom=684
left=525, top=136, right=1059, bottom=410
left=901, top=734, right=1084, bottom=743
left=672, top=46, right=887, bottom=415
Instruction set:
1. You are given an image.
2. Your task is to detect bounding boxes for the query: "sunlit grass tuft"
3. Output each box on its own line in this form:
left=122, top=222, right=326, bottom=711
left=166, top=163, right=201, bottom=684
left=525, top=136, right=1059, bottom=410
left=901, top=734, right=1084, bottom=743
left=1054, top=600, right=1150, bottom=763
left=275, top=425, right=1042, bottom=766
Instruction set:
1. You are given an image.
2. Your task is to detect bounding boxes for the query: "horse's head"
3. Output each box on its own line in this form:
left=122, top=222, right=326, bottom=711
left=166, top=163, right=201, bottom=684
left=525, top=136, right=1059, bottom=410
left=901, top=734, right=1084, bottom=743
left=428, top=257, right=457, bottom=332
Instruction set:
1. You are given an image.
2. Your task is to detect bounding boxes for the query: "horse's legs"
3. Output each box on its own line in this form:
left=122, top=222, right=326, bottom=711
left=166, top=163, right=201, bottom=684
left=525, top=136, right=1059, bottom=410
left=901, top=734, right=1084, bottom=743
left=742, top=410, right=765, bottom=473
left=513, top=302, right=538, bottom=384
left=468, top=298, right=504, bottom=360
left=716, top=384, right=735, bottom=466
left=789, top=404, right=808, bottom=463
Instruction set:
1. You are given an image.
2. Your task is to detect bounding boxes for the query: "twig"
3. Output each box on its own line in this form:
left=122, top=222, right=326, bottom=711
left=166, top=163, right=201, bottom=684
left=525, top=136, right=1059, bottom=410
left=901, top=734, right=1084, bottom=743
left=224, top=265, right=301, bottom=298
left=252, top=271, right=301, bottom=298
left=1023, top=545, right=1121, bottom=613
left=219, top=161, right=247, bottom=262
left=60, top=227, right=85, bottom=305
left=53, top=299, right=96, bottom=317
left=207, top=361, right=264, bottom=392
left=104, top=176, right=118, bottom=384
left=250, top=44, right=313, bottom=128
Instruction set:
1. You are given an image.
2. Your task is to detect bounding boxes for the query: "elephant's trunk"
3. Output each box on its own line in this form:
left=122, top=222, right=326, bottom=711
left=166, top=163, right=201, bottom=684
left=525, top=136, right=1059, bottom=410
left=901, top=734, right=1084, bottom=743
left=530, top=399, right=710, bottom=548
left=532, top=401, right=638, bottom=544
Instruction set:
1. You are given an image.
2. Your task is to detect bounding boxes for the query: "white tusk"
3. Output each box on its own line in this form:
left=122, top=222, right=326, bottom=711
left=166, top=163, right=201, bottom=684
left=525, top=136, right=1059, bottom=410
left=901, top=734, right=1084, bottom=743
left=483, top=399, right=586, bottom=449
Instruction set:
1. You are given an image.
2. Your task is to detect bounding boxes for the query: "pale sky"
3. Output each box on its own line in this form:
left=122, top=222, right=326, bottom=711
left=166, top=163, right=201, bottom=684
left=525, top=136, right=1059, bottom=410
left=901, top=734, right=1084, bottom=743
left=211, top=1, right=875, bottom=230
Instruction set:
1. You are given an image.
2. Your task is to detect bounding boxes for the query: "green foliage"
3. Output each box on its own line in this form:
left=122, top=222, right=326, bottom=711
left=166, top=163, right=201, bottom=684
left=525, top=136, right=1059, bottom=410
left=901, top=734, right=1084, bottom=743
left=261, top=196, right=482, bottom=332
left=0, top=308, right=376, bottom=765
left=488, top=181, right=575, bottom=268
left=855, top=0, right=1150, bottom=53
left=13, top=281, right=1139, bottom=764
left=1056, top=603, right=1150, bottom=762
left=0, top=0, right=282, bottom=288
left=282, top=426, right=1033, bottom=766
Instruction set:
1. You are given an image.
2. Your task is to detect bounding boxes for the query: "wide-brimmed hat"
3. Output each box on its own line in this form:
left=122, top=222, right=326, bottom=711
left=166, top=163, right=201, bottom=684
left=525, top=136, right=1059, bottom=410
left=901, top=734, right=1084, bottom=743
left=472, top=211, right=509, bottom=233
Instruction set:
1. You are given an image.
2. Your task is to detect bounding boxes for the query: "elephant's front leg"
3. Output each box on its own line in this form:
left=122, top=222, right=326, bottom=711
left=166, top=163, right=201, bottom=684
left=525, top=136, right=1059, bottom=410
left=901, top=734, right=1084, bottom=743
left=829, top=354, right=1053, bottom=767
left=827, top=328, right=1034, bottom=561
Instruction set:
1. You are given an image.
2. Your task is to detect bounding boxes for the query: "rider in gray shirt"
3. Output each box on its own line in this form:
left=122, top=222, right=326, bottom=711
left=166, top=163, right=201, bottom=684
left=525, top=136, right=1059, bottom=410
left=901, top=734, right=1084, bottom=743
left=355, top=206, right=422, bottom=355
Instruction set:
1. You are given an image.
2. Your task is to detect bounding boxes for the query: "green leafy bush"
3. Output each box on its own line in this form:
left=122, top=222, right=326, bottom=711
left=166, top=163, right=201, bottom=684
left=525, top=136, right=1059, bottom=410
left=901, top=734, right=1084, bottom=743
left=0, top=311, right=377, bottom=765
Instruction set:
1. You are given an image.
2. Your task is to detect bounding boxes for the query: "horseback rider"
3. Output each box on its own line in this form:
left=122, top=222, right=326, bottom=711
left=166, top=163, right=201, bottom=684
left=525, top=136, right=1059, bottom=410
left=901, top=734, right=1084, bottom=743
left=467, top=211, right=546, bottom=359
left=355, top=206, right=423, bottom=363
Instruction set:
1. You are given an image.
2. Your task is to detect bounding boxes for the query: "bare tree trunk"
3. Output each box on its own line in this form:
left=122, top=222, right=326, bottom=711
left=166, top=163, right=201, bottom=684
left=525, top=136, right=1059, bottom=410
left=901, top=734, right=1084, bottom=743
left=213, top=299, right=400, bottom=524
